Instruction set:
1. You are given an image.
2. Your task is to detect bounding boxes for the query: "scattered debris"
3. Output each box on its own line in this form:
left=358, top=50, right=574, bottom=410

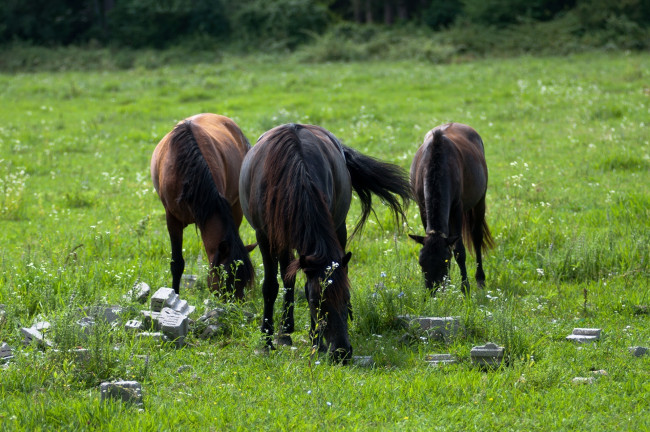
left=425, top=353, right=457, bottom=366
left=398, top=315, right=463, bottom=340
left=100, top=380, right=143, bottom=405
left=159, top=307, right=189, bottom=347
left=470, top=343, right=504, bottom=367
left=566, top=328, right=602, bottom=343
left=177, top=364, right=193, bottom=374
left=629, top=346, right=648, bottom=357
left=572, top=377, right=595, bottom=385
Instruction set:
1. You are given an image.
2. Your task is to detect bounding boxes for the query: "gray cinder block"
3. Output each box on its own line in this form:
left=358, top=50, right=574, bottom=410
left=425, top=353, right=457, bottom=366
left=100, top=381, right=143, bottom=405
left=141, top=310, right=162, bottom=330
left=125, top=320, right=144, bottom=332
left=150, top=288, right=195, bottom=316
left=159, top=308, right=188, bottom=347
left=470, top=343, right=504, bottom=367
left=136, top=332, right=169, bottom=343
left=566, top=328, right=602, bottom=343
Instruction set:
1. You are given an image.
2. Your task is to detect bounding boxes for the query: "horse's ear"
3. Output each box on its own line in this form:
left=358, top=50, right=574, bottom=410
left=446, top=235, right=460, bottom=246
left=218, top=240, right=231, bottom=257
left=245, top=242, right=258, bottom=253
left=341, top=252, right=352, bottom=267
left=408, top=234, right=425, bottom=245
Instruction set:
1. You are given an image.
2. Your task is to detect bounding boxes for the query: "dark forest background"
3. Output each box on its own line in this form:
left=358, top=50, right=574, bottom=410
left=0, top=0, right=648, bottom=70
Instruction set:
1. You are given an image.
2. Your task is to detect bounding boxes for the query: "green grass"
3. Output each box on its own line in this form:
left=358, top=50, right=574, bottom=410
left=1, top=51, right=649, bottom=430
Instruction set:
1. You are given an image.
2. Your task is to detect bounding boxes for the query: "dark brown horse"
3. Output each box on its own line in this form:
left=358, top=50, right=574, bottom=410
left=151, top=113, right=256, bottom=298
left=409, top=123, right=494, bottom=294
left=239, top=123, right=410, bottom=363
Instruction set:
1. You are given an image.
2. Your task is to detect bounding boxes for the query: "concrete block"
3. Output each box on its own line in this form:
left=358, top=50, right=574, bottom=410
left=566, top=328, right=601, bottom=343
left=21, top=327, right=53, bottom=348
left=124, top=282, right=151, bottom=303
left=141, top=311, right=161, bottom=330
left=159, top=308, right=188, bottom=348
left=150, top=288, right=177, bottom=312
left=629, top=346, right=648, bottom=357
left=1, top=342, right=13, bottom=363
left=151, top=287, right=195, bottom=316
left=100, top=381, right=143, bottom=405
left=470, top=343, right=505, bottom=367
left=125, top=320, right=144, bottom=332
left=34, top=321, right=51, bottom=332
left=84, top=306, right=123, bottom=324
left=398, top=315, right=463, bottom=339
left=425, top=353, right=457, bottom=366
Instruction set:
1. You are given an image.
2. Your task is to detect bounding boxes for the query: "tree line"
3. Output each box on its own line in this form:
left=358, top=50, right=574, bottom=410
left=1, top=0, right=648, bottom=49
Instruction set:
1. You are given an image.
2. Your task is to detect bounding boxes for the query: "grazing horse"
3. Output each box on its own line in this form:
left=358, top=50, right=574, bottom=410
left=409, top=123, right=494, bottom=295
left=151, top=113, right=256, bottom=298
left=239, top=123, right=410, bottom=363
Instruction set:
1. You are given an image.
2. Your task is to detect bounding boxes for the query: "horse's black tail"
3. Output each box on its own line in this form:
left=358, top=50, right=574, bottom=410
left=463, top=197, right=495, bottom=256
left=342, top=145, right=412, bottom=237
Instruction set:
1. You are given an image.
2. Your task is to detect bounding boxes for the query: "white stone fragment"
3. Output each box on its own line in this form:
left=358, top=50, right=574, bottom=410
left=566, top=328, right=602, bottom=343
left=399, top=315, right=463, bottom=339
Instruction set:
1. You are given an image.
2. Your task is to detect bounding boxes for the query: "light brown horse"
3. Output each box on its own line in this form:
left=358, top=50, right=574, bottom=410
left=409, top=123, right=494, bottom=295
left=151, top=113, right=255, bottom=298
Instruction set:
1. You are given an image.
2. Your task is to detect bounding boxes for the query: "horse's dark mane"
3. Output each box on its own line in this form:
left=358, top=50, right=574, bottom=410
left=425, top=128, right=493, bottom=255
left=169, top=120, right=254, bottom=285
left=262, top=124, right=350, bottom=306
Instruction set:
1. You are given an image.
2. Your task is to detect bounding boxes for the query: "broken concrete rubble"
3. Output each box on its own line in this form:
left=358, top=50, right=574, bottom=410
left=470, top=342, right=505, bottom=367
left=566, top=328, right=602, bottom=343
left=398, top=315, right=463, bottom=340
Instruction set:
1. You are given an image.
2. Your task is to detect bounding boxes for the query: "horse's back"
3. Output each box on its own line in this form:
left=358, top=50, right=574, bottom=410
left=414, top=123, right=488, bottom=210
left=151, top=113, right=250, bottom=225
left=240, top=123, right=351, bottom=234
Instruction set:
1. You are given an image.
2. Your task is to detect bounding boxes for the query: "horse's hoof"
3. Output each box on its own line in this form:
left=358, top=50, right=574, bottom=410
left=277, top=334, right=293, bottom=346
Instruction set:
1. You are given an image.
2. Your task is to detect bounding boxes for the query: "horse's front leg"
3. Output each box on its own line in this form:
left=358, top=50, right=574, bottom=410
left=278, top=251, right=296, bottom=346
left=453, top=240, right=470, bottom=295
left=166, top=212, right=185, bottom=294
left=257, top=232, right=279, bottom=350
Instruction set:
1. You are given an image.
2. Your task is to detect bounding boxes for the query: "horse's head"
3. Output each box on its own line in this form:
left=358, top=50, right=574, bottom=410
left=294, top=252, right=353, bottom=363
left=208, top=241, right=257, bottom=300
left=409, top=232, right=459, bottom=293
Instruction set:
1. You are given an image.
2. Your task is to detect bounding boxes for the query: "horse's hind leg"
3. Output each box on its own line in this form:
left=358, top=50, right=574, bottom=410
left=166, top=212, right=185, bottom=294
left=257, top=231, right=279, bottom=349
left=278, top=251, right=296, bottom=346
left=471, top=198, right=487, bottom=289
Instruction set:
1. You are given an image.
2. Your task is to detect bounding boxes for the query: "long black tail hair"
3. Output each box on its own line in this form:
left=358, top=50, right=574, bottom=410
left=342, top=145, right=412, bottom=237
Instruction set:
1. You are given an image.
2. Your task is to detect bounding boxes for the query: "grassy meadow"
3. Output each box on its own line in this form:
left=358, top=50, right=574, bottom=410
left=0, top=51, right=649, bottom=430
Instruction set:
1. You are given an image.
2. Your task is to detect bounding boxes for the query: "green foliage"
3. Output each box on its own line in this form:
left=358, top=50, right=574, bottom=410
left=0, top=53, right=649, bottom=429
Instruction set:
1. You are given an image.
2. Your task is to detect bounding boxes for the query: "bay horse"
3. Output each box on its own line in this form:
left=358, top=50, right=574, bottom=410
left=409, top=123, right=494, bottom=295
left=151, top=113, right=256, bottom=298
left=239, top=123, right=411, bottom=363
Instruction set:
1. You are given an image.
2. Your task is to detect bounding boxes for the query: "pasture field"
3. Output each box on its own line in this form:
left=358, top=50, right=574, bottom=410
left=0, top=52, right=649, bottom=430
